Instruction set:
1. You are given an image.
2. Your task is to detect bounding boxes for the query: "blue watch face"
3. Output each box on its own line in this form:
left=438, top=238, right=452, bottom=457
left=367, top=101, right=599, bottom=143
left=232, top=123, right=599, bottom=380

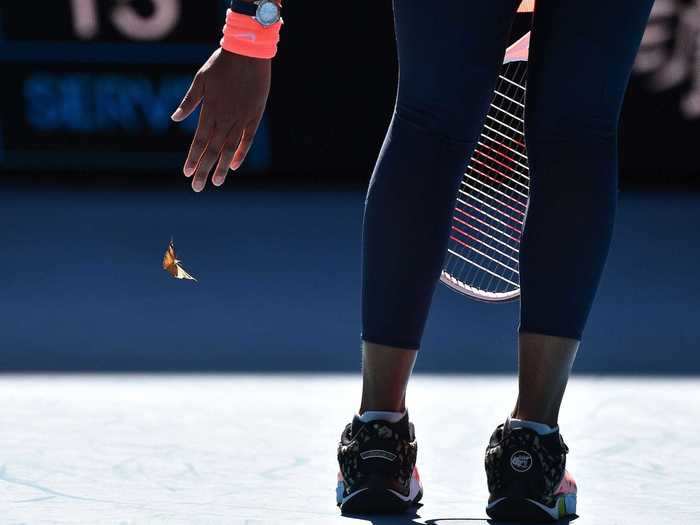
left=257, top=2, right=280, bottom=26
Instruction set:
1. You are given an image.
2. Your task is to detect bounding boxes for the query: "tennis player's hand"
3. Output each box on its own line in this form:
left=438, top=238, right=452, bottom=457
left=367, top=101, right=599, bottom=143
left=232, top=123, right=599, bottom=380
left=172, top=48, right=271, bottom=192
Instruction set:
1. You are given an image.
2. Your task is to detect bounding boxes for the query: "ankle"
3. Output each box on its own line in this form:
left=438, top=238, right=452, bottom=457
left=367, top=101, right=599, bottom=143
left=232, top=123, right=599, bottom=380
left=509, top=416, right=558, bottom=435
left=360, top=399, right=406, bottom=413
left=357, top=410, right=406, bottom=423
left=360, top=341, right=416, bottom=415
left=512, top=411, right=558, bottom=428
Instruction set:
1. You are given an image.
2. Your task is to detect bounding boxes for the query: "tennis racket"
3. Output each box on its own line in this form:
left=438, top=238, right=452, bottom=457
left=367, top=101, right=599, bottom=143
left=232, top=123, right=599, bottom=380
left=440, top=31, right=531, bottom=302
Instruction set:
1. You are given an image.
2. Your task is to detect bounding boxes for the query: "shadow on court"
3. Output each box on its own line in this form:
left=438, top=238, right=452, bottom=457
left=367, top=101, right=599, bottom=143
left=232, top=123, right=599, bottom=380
left=341, top=512, right=578, bottom=524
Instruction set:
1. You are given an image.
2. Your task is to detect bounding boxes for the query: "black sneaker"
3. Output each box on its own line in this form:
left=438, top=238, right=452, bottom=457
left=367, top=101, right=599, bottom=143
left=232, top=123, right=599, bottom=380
left=336, top=412, right=423, bottom=514
left=484, top=418, right=577, bottom=522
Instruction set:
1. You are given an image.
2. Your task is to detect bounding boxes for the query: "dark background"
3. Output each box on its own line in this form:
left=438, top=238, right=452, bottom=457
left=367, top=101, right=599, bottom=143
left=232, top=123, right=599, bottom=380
left=2, top=1, right=699, bottom=184
left=1, top=1, right=699, bottom=373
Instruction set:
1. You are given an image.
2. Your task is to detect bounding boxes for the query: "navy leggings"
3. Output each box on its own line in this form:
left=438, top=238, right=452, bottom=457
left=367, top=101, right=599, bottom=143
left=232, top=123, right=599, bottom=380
left=362, top=0, right=654, bottom=349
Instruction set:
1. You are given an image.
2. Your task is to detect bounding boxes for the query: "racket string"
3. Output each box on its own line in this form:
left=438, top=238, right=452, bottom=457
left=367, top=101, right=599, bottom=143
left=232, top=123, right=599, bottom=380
left=445, top=58, right=529, bottom=297
left=478, top=61, right=527, bottom=293
left=455, top=73, right=512, bottom=291
left=477, top=61, right=527, bottom=293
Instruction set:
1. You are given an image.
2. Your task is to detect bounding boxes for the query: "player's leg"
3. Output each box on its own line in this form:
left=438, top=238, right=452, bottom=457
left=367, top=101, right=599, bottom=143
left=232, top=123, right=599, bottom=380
left=360, top=343, right=416, bottom=414
left=361, top=0, right=518, bottom=352
left=338, top=0, right=520, bottom=514
left=513, top=333, right=578, bottom=426
left=485, top=1, right=655, bottom=521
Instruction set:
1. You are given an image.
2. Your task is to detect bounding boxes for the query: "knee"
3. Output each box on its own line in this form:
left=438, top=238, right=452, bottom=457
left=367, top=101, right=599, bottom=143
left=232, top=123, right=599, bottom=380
left=523, top=102, right=620, bottom=195
left=393, top=98, right=484, bottom=147
left=524, top=88, right=621, bottom=144
left=525, top=104, right=619, bottom=144
left=395, top=66, right=499, bottom=146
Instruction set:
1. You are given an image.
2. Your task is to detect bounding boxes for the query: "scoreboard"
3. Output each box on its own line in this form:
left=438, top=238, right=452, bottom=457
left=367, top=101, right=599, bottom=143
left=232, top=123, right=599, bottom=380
left=0, top=1, right=271, bottom=173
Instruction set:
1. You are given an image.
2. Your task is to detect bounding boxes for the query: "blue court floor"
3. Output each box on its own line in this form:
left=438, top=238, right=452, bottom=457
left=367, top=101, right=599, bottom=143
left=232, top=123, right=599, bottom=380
left=1, top=187, right=698, bottom=373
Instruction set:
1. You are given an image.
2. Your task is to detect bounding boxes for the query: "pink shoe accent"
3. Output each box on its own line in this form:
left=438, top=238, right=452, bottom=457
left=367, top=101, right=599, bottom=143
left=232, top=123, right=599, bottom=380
left=554, top=470, right=577, bottom=495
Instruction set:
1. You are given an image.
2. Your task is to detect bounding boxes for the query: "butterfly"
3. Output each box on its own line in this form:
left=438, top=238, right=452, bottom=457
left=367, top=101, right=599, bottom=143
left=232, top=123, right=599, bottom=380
left=163, top=238, right=197, bottom=282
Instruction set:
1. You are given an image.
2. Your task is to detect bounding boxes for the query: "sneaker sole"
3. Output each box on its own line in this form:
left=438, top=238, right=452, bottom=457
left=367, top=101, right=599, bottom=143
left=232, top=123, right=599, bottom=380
left=337, top=476, right=422, bottom=514
left=486, top=493, right=576, bottom=522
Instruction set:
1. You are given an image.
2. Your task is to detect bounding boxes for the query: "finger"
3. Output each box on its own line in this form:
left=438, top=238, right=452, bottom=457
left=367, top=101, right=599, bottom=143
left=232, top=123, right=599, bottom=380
left=191, top=126, right=229, bottom=193
left=171, top=74, right=203, bottom=122
left=184, top=108, right=214, bottom=177
left=212, top=130, right=243, bottom=187
left=230, top=122, right=260, bottom=171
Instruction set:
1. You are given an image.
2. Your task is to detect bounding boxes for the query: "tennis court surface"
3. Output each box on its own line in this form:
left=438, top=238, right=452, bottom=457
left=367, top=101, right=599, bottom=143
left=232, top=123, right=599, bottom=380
left=2, top=374, right=697, bottom=524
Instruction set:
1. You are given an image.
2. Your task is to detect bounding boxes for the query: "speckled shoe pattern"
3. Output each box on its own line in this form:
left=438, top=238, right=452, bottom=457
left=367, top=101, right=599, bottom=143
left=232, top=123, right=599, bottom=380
left=336, top=413, right=422, bottom=513
left=484, top=421, right=577, bottom=522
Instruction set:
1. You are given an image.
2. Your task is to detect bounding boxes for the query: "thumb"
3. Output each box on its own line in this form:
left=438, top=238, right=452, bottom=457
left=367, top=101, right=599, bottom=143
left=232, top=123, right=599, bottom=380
left=171, top=75, right=203, bottom=122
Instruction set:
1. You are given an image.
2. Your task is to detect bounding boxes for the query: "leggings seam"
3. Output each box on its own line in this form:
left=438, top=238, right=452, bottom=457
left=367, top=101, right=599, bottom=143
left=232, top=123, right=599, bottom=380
left=392, top=111, right=479, bottom=151
left=361, top=334, right=421, bottom=351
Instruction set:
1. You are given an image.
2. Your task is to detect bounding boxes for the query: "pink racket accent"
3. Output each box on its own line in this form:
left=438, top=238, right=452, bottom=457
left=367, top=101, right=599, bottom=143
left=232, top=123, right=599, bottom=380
left=504, top=32, right=531, bottom=64
left=517, top=0, right=536, bottom=13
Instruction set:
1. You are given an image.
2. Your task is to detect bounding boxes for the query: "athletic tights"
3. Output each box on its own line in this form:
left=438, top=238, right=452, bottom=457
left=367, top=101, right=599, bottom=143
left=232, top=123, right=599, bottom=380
left=362, top=0, right=655, bottom=349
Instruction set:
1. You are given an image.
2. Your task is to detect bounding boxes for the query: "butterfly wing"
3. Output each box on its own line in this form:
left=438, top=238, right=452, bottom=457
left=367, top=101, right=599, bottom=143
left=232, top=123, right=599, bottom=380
left=163, top=241, right=176, bottom=270
left=163, top=240, right=179, bottom=277
left=163, top=239, right=197, bottom=281
left=175, top=264, right=197, bottom=281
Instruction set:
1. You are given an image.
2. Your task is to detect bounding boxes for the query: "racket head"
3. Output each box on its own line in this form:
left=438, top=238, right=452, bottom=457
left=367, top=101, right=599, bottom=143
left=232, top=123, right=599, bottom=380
left=441, top=35, right=530, bottom=303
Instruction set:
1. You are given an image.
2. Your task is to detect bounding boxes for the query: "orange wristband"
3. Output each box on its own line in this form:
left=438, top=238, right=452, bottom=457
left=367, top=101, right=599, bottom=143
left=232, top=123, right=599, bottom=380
left=220, top=9, right=282, bottom=60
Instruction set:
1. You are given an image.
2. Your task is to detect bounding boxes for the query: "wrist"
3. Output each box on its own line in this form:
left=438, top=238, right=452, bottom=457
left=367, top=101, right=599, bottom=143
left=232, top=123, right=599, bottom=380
left=219, top=47, right=270, bottom=63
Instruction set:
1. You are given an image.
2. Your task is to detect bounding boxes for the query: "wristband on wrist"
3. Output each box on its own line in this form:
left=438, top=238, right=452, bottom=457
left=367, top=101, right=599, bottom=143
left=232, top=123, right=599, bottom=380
left=221, top=6, right=282, bottom=59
